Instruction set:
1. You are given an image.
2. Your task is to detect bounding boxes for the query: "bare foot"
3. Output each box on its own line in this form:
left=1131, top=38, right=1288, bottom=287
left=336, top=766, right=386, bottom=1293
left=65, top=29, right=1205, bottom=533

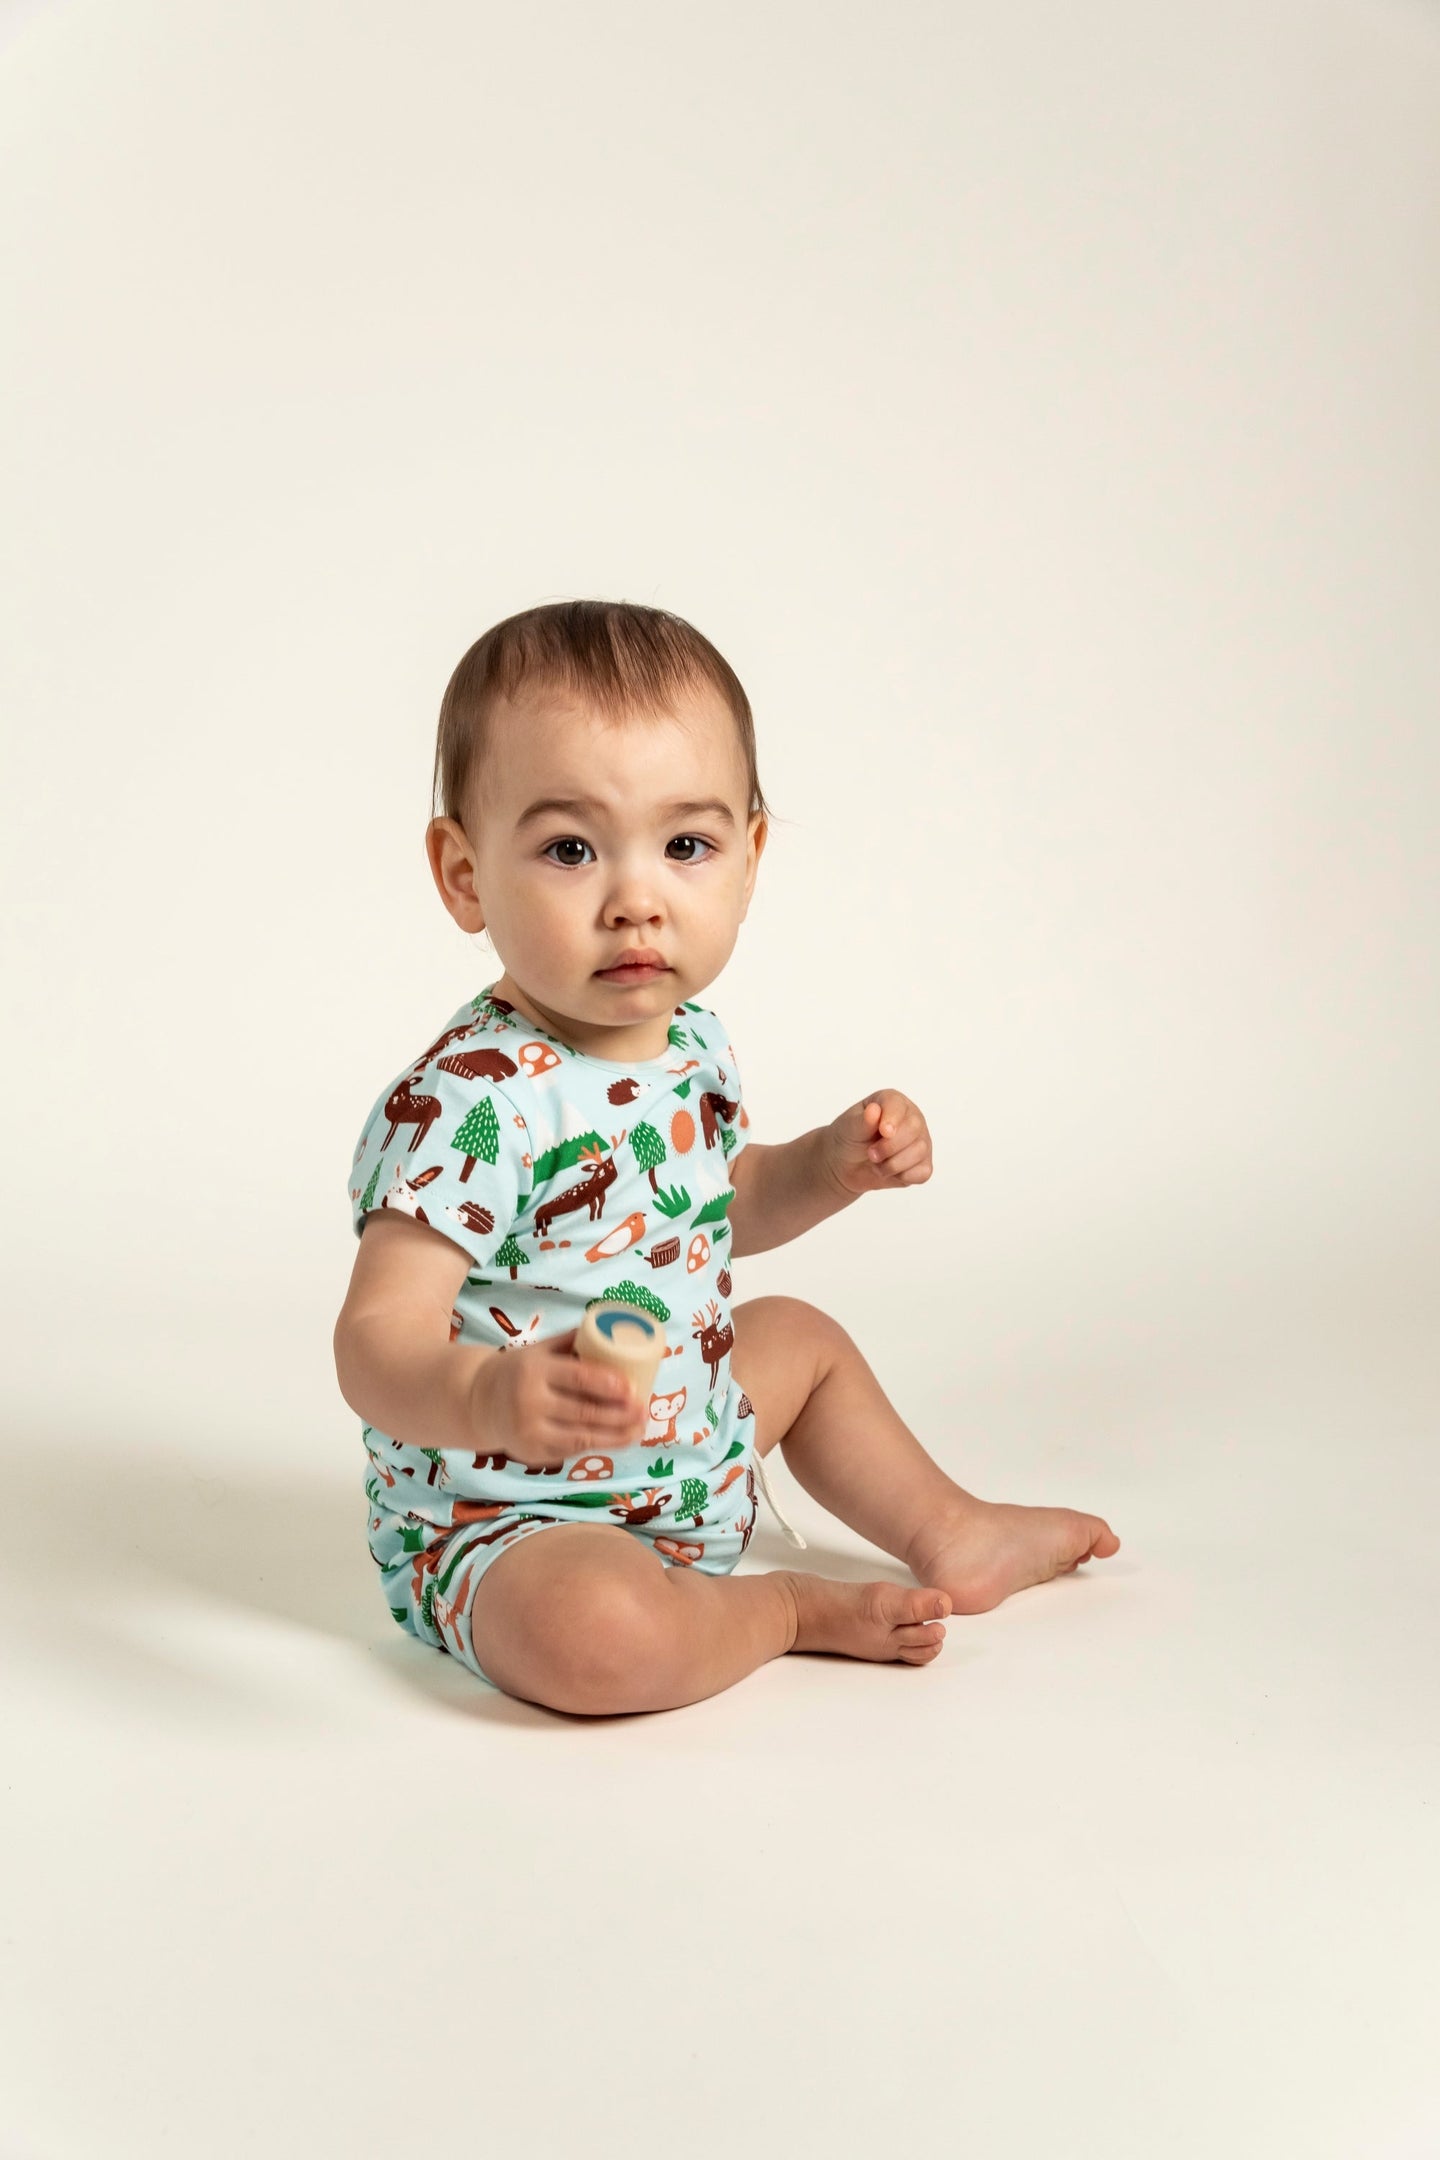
left=780, top=1572, right=952, bottom=1665
left=907, top=1498, right=1121, bottom=1616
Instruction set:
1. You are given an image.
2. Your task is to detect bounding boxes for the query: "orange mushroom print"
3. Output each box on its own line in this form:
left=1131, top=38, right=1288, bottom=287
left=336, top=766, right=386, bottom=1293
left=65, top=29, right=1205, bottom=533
left=349, top=981, right=765, bottom=1688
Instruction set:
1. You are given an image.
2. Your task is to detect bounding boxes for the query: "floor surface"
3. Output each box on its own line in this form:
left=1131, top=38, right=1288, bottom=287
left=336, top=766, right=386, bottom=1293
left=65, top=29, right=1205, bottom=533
left=5, top=1312, right=1438, bottom=2160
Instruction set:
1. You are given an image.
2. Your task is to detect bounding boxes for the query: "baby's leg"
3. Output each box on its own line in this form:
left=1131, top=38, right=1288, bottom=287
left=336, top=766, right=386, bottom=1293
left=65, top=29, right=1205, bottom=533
left=732, top=1296, right=1121, bottom=1615
left=466, top=1522, right=951, bottom=1716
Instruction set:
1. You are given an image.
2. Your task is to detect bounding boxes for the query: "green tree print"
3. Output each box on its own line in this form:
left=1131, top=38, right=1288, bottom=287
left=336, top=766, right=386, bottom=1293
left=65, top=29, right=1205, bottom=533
left=490, top=1233, right=529, bottom=1280
left=631, top=1120, right=667, bottom=1191
left=452, top=1095, right=500, bottom=1180
left=587, top=1280, right=669, bottom=1321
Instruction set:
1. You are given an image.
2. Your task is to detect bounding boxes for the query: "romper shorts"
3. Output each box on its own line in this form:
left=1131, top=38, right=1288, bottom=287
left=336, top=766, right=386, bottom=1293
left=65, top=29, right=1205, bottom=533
left=364, top=1447, right=762, bottom=1690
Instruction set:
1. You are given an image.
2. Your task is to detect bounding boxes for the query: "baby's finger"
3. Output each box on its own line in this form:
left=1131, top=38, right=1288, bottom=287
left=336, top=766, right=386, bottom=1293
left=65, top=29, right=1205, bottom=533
left=876, top=1138, right=930, bottom=1176
left=553, top=1360, right=642, bottom=1421
left=869, top=1114, right=918, bottom=1149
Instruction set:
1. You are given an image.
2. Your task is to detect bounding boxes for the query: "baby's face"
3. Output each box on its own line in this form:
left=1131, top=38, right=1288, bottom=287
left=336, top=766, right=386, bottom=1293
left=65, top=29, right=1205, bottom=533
left=429, top=680, right=766, bottom=1061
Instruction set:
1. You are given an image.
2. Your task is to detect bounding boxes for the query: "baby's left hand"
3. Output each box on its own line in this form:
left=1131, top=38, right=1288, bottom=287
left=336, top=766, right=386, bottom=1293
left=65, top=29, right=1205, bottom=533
left=822, top=1091, right=933, bottom=1198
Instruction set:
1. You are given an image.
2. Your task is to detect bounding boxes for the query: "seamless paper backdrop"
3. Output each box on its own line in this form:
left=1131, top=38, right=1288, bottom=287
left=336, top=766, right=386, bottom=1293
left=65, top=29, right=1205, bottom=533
left=3, top=6, right=1440, bottom=2158
left=3, top=0, right=1438, bottom=1439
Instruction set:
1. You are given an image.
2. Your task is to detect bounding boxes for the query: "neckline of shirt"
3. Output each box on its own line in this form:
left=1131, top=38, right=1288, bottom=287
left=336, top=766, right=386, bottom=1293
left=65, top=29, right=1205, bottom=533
left=476, top=982, right=688, bottom=1072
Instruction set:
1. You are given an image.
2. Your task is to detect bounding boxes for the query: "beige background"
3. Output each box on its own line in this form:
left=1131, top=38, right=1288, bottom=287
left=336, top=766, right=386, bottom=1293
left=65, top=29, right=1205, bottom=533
left=3, top=2, right=1438, bottom=2155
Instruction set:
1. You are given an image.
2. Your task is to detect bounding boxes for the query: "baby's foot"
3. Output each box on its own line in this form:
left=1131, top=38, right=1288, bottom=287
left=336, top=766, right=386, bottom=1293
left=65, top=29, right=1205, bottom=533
left=907, top=1498, right=1121, bottom=1617
left=781, top=1573, right=952, bottom=1665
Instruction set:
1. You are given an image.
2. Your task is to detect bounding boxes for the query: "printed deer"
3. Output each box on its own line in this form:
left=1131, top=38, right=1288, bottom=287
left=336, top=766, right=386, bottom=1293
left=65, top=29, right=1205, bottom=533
left=691, top=1298, right=734, bottom=1389
left=533, top=1134, right=626, bottom=1236
left=382, top=1076, right=442, bottom=1151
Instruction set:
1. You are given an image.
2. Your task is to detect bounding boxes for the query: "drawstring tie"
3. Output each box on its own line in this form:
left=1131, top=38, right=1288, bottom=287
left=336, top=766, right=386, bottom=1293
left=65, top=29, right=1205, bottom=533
left=752, top=1445, right=808, bottom=1550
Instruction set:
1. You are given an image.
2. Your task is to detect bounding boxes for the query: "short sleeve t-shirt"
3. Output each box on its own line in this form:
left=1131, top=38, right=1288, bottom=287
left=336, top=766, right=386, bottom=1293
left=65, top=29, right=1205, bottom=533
left=347, top=981, right=755, bottom=1529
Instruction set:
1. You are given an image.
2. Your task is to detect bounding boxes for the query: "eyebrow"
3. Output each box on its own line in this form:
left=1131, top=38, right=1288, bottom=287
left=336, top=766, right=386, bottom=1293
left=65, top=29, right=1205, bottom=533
left=514, top=794, right=738, bottom=831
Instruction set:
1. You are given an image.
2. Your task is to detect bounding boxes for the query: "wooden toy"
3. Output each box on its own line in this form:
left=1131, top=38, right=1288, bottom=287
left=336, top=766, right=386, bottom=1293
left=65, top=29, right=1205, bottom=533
left=573, top=1297, right=809, bottom=1549
left=573, top=1300, right=667, bottom=1416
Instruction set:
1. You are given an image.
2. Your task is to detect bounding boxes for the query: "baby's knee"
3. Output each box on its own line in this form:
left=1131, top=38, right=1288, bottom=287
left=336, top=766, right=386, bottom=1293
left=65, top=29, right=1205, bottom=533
left=481, top=1550, right=669, bottom=1715
left=734, top=1293, right=857, bottom=1370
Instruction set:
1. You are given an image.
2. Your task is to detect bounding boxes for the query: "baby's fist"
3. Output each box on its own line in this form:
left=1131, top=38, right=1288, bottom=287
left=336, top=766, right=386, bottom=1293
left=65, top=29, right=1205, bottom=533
left=822, top=1091, right=933, bottom=1197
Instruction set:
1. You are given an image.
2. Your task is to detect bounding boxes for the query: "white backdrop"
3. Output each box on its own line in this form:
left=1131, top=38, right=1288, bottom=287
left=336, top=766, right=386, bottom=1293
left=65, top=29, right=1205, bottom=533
left=3, top=4, right=1438, bottom=2156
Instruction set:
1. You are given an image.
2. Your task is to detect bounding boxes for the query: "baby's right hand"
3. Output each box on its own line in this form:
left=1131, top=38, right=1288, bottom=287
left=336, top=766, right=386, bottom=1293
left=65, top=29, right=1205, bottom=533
left=469, top=1326, right=648, bottom=1467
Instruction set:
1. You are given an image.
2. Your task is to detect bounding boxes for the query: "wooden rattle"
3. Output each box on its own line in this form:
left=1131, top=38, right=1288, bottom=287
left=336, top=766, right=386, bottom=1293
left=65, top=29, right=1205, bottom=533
left=574, top=1300, right=666, bottom=1432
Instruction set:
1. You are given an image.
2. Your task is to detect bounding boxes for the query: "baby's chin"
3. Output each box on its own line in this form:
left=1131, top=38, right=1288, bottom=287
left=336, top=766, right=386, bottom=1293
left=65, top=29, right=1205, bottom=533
left=499, top=969, right=683, bottom=1026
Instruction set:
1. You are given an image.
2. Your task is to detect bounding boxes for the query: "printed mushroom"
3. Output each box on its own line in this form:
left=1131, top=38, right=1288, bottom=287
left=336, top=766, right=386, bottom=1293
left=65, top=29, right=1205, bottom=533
left=567, top=1455, right=614, bottom=1482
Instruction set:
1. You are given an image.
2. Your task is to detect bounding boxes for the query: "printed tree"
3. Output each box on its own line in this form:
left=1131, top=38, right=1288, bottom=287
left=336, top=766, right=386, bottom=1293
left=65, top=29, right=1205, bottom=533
left=588, top=1280, right=669, bottom=1322
left=491, top=1233, right=529, bottom=1280
left=452, top=1095, right=500, bottom=1179
left=679, top=1475, right=709, bottom=1526
left=360, top=1161, right=383, bottom=1212
left=630, top=1120, right=667, bottom=1191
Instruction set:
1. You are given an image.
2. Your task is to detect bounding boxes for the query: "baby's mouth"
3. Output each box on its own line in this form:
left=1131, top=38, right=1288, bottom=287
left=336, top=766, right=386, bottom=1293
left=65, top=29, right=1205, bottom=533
left=596, top=960, right=670, bottom=982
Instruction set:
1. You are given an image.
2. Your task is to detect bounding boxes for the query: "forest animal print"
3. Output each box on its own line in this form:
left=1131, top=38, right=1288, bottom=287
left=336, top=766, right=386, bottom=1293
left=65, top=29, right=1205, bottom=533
left=348, top=983, right=764, bottom=1654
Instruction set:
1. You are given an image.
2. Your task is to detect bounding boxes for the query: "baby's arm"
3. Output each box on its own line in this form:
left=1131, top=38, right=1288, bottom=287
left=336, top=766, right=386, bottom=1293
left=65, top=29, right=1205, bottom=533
left=334, top=1209, right=646, bottom=1461
left=333, top=1210, right=489, bottom=1450
left=726, top=1132, right=858, bottom=1257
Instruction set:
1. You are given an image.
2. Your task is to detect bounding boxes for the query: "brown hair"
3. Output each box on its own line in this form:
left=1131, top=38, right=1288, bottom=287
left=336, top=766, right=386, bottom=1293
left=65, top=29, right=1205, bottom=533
left=432, top=599, right=775, bottom=838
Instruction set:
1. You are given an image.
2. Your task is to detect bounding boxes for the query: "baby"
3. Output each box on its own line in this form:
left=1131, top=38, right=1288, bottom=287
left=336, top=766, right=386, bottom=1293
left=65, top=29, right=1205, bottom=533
left=334, top=598, right=1120, bottom=1715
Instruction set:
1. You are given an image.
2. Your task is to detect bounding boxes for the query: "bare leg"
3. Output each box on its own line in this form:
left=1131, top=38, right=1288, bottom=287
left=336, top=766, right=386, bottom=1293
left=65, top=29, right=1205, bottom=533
left=732, top=1297, right=1121, bottom=1615
left=465, top=1522, right=952, bottom=1717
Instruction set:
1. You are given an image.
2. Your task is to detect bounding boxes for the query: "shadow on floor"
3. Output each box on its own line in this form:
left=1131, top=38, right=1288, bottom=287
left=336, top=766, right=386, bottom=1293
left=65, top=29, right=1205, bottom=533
left=3, top=1419, right=903, bottom=1720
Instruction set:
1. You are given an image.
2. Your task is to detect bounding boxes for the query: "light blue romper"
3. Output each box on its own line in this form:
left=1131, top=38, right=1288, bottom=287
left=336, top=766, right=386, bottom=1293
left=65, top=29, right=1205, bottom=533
left=346, top=980, right=803, bottom=1690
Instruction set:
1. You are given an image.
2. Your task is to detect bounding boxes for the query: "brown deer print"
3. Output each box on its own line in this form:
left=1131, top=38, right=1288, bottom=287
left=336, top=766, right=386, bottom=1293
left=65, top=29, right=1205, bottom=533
left=533, top=1135, right=625, bottom=1236
left=691, top=1299, right=734, bottom=1389
left=383, top=1077, right=443, bottom=1150
left=698, top=1090, right=739, bottom=1151
left=606, top=1486, right=670, bottom=1529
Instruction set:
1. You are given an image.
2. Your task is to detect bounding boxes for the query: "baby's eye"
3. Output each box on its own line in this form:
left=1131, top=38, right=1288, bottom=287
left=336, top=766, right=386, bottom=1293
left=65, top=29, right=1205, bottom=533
left=542, top=837, right=594, bottom=867
left=541, top=834, right=714, bottom=868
